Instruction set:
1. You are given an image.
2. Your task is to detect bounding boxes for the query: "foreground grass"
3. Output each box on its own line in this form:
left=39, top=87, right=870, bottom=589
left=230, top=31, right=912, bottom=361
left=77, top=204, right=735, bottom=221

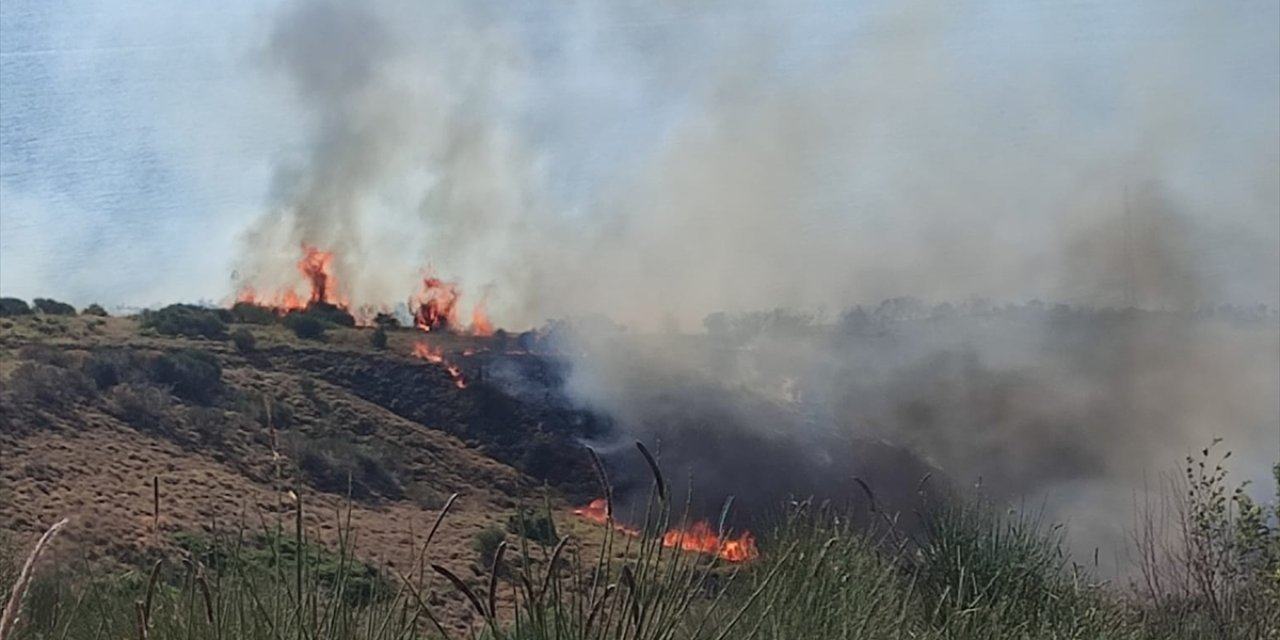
left=2, top=445, right=1277, bottom=639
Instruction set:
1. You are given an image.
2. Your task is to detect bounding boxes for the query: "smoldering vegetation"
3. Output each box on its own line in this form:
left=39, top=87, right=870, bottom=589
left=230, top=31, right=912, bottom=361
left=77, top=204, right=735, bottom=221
left=555, top=303, right=1279, bottom=568
left=227, top=0, right=1280, bottom=571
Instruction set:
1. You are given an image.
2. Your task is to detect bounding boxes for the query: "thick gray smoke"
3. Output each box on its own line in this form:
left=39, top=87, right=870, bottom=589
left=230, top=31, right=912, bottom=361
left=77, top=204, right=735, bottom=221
left=238, top=0, right=1280, bottom=571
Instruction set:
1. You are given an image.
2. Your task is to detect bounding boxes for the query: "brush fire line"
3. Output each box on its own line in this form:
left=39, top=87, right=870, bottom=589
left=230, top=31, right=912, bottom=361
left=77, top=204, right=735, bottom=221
left=573, top=498, right=760, bottom=562
left=235, top=243, right=494, bottom=335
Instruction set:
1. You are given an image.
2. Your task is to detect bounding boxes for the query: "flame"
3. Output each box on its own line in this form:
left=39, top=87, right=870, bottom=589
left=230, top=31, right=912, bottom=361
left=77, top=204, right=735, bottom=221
left=662, top=521, right=759, bottom=562
left=411, top=274, right=461, bottom=332
left=572, top=498, right=759, bottom=562
left=236, top=244, right=347, bottom=313
left=411, top=341, right=467, bottom=388
left=471, top=302, right=494, bottom=336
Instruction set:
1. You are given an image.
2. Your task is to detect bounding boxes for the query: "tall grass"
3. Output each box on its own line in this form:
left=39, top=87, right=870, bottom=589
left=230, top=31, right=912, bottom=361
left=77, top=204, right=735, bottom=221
left=0, top=441, right=1276, bottom=639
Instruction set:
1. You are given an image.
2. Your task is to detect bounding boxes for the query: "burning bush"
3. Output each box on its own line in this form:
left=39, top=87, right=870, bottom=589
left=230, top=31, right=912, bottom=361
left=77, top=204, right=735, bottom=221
left=140, top=304, right=227, bottom=340
left=0, top=297, right=32, bottom=316
left=32, top=298, right=76, bottom=316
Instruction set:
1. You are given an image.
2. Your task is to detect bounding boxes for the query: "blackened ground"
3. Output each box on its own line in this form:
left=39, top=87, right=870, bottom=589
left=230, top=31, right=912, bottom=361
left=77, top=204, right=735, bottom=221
left=275, top=347, right=606, bottom=503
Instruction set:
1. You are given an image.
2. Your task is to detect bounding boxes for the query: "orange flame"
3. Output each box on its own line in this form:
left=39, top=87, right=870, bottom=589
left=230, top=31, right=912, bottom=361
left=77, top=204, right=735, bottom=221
left=236, top=244, right=347, bottom=313
left=471, top=302, right=494, bottom=337
left=411, top=274, right=461, bottom=332
left=573, top=498, right=759, bottom=562
left=411, top=341, right=467, bottom=389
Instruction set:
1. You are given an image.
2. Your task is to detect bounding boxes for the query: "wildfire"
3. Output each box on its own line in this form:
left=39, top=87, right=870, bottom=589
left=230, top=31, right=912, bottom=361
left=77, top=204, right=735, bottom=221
left=572, top=498, right=760, bottom=562
left=411, top=341, right=467, bottom=389
left=471, top=303, right=494, bottom=337
left=237, top=244, right=347, bottom=312
left=412, top=275, right=461, bottom=332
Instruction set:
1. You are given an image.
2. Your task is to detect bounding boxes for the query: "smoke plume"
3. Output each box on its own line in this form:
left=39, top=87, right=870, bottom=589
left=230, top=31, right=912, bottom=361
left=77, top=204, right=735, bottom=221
left=237, top=0, right=1280, bottom=570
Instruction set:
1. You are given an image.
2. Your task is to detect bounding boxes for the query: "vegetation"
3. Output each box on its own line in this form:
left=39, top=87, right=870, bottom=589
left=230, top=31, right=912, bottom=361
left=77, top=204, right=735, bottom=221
left=81, top=303, right=109, bottom=317
left=285, top=313, right=327, bottom=340
left=150, top=349, right=223, bottom=404
left=0, top=298, right=32, bottom=316
left=231, top=328, right=257, bottom=354
left=140, top=304, right=228, bottom=339
left=31, top=298, right=76, bottom=316
left=370, top=326, right=389, bottom=350
left=1, top=443, right=1274, bottom=640
left=472, top=527, right=507, bottom=567
left=230, top=301, right=278, bottom=324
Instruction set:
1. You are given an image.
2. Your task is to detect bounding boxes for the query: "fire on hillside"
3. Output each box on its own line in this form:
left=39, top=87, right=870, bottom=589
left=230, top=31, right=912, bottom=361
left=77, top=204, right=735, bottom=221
left=233, top=243, right=492, bottom=385
left=573, top=498, right=760, bottom=562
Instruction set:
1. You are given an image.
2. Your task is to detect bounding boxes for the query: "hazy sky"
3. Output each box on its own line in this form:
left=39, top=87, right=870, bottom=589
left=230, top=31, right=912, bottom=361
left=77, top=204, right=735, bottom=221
left=1, top=0, right=1276, bottom=315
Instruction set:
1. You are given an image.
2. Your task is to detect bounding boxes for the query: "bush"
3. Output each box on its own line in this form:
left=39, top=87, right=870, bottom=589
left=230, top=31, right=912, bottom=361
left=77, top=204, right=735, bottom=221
left=6, top=362, right=94, bottom=409
left=82, top=349, right=150, bottom=390
left=373, top=312, right=400, bottom=329
left=0, top=297, right=32, bottom=316
left=507, top=507, right=559, bottom=544
left=369, top=326, right=388, bottom=350
left=473, top=527, right=506, bottom=566
left=107, top=383, right=175, bottom=434
left=231, top=328, right=257, bottom=354
left=188, top=406, right=227, bottom=445
left=33, top=298, right=77, bottom=316
left=81, top=303, right=109, bottom=317
left=150, top=349, right=222, bottom=403
left=140, top=304, right=227, bottom=339
left=294, top=436, right=403, bottom=500
left=230, top=301, right=277, bottom=325
left=285, top=314, right=326, bottom=340
left=302, top=302, right=355, bottom=328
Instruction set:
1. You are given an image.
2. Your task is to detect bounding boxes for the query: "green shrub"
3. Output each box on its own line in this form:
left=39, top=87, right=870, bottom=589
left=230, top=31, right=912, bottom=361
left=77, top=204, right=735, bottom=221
left=32, top=298, right=77, bottom=315
left=0, top=297, right=32, bottom=316
left=230, top=301, right=278, bottom=325
left=506, top=507, right=559, bottom=544
left=285, top=313, right=327, bottom=340
left=369, top=326, right=388, bottom=350
left=473, top=527, right=506, bottom=566
left=140, top=304, right=227, bottom=339
left=150, top=349, right=222, bottom=403
left=231, top=328, right=257, bottom=354
left=81, top=303, right=109, bottom=317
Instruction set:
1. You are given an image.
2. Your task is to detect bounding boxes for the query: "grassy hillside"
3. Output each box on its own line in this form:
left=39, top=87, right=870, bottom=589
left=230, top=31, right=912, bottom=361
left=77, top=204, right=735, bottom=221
left=0, top=306, right=1276, bottom=638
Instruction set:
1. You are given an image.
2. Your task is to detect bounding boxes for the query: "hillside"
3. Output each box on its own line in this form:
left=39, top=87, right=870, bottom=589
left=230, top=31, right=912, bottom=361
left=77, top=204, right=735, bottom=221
left=0, top=309, right=610, bottom=630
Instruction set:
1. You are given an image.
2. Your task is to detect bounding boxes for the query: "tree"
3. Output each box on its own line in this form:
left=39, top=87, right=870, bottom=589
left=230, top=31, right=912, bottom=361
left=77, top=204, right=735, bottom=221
left=33, top=298, right=76, bottom=316
left=0, top=298, right=32, bottom=316
left=82, top=303, right=109, bottom=317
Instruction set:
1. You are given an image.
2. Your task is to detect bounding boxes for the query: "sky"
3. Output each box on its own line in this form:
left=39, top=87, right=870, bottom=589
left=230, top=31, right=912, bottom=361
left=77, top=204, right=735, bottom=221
left=0, top=0, right=1276, bottom=318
